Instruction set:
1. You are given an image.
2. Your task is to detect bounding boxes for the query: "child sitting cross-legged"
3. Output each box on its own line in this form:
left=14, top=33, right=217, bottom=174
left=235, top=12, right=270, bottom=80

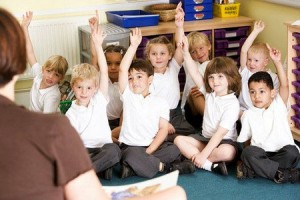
left=65, top=23, right=121, bottom=180
left=237, top=45, right=300, bottom=183
left=118, top=28, right=195, bottom=179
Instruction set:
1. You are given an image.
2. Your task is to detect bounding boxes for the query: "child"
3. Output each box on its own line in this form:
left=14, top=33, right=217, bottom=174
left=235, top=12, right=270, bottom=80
left=174, top=36, right=241, bottom=175
left=65, top=23, right=121, bottom=180
left=237, top=45, right=300, bottom=183
left=239, top=20, right=279, bottom=114
left=89, top=11, right=126, bottom=143
left=145, top=4, right=195, bottom=142
left=175, top=3, right=211, bottom=130
left=118, top=28, right=195, bottom=179
left=21, top=11, right=68, bottom=113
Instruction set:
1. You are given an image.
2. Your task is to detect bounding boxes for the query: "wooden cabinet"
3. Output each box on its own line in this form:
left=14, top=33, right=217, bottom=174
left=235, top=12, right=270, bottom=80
left=286, top=22, right=300, bottom=142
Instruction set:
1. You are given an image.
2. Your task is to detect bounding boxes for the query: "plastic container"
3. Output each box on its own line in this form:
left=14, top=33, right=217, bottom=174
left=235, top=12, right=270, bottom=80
left=106, top=10, right=159, bottom=28
left=213, top=3, right=240, bottom=18
left=293, top=57, right=300, bottom=69
left=292, top=81, right=300, bottom=93
left=214, top=27, right=249, bottom=39
left=215, top=37, right=246, bottom=49
left=184, top=11, right=213, bottom=21
left=59, top=100, right=72, bottom=114
left=292, top=93, right=300, bottom=107
left=170, top=0, right=213, bottom=5
left=292, top=32, right=300, bottom=44
left=291, top=115, right=300, bottom=129
left=292, top=69, right=300, bottom=81
left=293, top=45, right=300, bottom=57
left=214, top=48, right=240, bottom=57
left=184, top=3, right=213, bottom=13
left=291, top=104, right=300, bottom=118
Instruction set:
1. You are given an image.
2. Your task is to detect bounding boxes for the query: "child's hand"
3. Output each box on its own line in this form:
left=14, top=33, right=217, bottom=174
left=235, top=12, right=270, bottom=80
left=130, top=27, right=142, bottom=48
left=266, top=43, right=281, bottom=64
left=253, top=20, right=265, bottom=33
left=91, top=24, right=106, bottom=47
left=168, top=123, right=176, bottom=134
left=189, top=86, right=203, bottom=98
left=175, top=2, right=184, bottom=28
left=89, top=10, right=99, bottom=33
left=21, top=11, right=33, bottom=29
left=191, top=152, right=206, bottom=168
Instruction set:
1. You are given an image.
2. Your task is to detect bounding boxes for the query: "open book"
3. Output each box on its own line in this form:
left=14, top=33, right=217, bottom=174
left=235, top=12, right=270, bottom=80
left=103, top=170, right=179, bottom=200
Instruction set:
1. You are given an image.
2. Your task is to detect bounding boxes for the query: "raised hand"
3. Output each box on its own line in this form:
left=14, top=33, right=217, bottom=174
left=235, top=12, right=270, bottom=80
left=129, top=27, right=142, bottom=48
left=89, top=10, right=99, bottom=34
left=21, top=11, right=33, bottom=29
left=91, top=24, right=106, bottom=48
left=253, top=20, right=265, bottom=33
left=266, top=43, right=281, bottom=64
left=175, top=2, right=184, bottom=28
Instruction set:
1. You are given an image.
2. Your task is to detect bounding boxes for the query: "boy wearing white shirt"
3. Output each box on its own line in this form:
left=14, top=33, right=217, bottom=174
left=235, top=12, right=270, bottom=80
left=237, top=45, right=300, bottom=183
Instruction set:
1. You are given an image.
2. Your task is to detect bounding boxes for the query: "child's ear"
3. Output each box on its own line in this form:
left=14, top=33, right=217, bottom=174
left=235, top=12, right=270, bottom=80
left=148, top=75, right=153, bottom=85
left=271, top=89, right=276, bottom=98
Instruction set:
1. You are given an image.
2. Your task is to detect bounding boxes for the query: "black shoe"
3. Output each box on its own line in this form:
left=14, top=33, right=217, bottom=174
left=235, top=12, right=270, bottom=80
left=274, top=168, right=300, bottom=184
left=120, top=163, right=136, bottom=179
left=100, top=167, right=113, bottom=180
left=169, top=160, right=196, bottom=174
left=236, top=161, right=255, bottom=179
left=211, top=161, right=228, bottom=175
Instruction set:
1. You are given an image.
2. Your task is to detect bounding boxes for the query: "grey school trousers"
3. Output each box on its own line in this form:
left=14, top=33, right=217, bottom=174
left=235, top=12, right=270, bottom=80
left=120, top=141, right=181, bottom=178
left=241, top=145, right=300, bottom=179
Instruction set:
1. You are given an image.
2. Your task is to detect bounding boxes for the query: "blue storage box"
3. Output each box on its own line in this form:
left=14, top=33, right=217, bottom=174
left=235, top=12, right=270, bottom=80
left=184, top=11, right=213, bottom=21
left=182, top=3, right=213, bottom=13
left=170, top=0, right=212, bottom=5
left=106, top=10, right=159, bottom=28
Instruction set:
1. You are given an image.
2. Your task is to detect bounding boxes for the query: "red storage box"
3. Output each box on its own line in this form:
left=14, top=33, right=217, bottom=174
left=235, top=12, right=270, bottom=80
left=292, top=93, right=300, bottom=107
left=293, top=32, right=300, bottom=44
left=293, top=45, right=300, bottom=57
left=214, top=27, right=249, bottom=39
left=291, top=115, right=300, bottom=129
left=293, top=57, right=300, bottom=69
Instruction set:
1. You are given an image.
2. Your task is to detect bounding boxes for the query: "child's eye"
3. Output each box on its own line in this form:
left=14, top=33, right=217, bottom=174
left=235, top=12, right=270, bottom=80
left=137, top=75, right=142, bottom=79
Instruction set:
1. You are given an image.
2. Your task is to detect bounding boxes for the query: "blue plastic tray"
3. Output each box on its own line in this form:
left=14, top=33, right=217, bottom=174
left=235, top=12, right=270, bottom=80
left=106, top=10, right=159, bottom=28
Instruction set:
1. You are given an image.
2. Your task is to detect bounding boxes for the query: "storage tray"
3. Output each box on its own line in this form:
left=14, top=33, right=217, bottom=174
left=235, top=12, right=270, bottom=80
left=184, top=11, right=213, bottom=21
left=292, top=93, right=300, bottom=107
left=293, top=32, right=300, bottom=44
left=292, top=81, right=300, bottom=93
left=215, top=37, right=246, bottom=49
left=183, top=3, right=213, bottom=13
left=293, top=57, right=300, bottom=69
left=170, top=0, right=213, bottom=5
left=292, top=69, right=300, bottom=82
left=214, top=48, right=240, bottom=57
left=106, top=10, right=159, bottom=28
left=214, top=26, right=249, bottom=39
left=292, top=104, right=300, bottom=118
left=293, top=45, right=300, bottom=57
left=291, top=115, right=300, bottom=129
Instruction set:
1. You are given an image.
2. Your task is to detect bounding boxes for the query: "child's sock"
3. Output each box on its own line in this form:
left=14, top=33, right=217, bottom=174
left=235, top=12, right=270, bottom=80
left=202, top=160, right=212, bottom=171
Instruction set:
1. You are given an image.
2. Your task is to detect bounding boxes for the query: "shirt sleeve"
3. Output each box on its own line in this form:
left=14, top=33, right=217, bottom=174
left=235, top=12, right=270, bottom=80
left=237, top=111, right=252, bottom=143
left=43, top=94, right=61, bottom=113
left=219, top=99, right=240, bottom=131
left=50, top=116, right=92, bottom=186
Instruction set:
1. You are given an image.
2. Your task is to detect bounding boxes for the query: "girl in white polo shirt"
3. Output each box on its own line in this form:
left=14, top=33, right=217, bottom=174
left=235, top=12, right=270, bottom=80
left=174, top=36, right=241, bottom=176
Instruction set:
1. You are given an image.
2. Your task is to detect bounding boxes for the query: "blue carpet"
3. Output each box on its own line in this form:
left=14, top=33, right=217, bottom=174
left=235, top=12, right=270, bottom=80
left=100, top=162, right=300, bottom=200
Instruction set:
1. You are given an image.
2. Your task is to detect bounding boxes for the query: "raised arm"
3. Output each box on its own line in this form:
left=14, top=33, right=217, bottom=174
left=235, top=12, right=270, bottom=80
left=21, top=11, right=37, bottom=66
left=179, top=36, right=204, bottom=89
left=240, top=20, right=265, bottom=69
left=118, top=28, right=142, bottom=93
left=173, top=2, right=185, bottom=65
left=91, top=22, right=108, bottom=97
left=267, top=44, right=289, bottom=104
left=89, top=10, right=99, bottom=70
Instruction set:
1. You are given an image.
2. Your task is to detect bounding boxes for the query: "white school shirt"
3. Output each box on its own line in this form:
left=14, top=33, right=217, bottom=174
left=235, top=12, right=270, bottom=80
left=238, top=67, right=279, bottom=111
left=29, top=63, right=60, bottom=113
left=200, top=87, right=240, bottom=141
left=66, top=91, right=112, bottom=148
left=149, top=58, right=181, bottom=109
left=107, top=80, right=122, bottom=120
left=180, top=60, right=209, bottom=111
left=119, top=86, right=170, bottom=146
left=237, top=95, right=299, bottom=152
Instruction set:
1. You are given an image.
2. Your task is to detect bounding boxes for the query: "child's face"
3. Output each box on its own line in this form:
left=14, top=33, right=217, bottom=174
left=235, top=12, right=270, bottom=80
left=128, top=69, right=152, bottom=97
left=106, top=51, right=122, bottom=83
left=247, top=52, right=268, bottom=73
left=41, top=68, right=63, bottom=89
left=207, top=73, right=229, bottom=96
left=249, top=81, right=275, bottom=109
left=190, top=43, right=210, bottom=63
left=72, top=79, right=97, bottom=107
left=148, top=44, right=172, bottom=73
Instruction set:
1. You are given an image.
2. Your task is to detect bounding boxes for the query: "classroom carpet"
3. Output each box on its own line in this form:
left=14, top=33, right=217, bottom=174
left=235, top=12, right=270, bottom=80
left=101, top=142, right=300, bottom=200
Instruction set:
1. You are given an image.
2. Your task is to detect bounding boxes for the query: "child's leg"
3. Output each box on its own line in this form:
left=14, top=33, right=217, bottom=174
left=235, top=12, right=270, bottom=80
left=241, top=146, right=278, bottom=179
left=121, top=146, right=160, bottom=178
left=174, top=135, right=205, bottom=159
left=207, top=143, right=237, bottom=163
left=152, top=141, right=181, bottom=163
left=269, top=145, right=300, bottom=169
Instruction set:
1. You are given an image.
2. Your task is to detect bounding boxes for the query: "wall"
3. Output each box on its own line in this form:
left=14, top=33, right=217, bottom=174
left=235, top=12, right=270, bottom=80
left=239, top=0, right=300, bottom=70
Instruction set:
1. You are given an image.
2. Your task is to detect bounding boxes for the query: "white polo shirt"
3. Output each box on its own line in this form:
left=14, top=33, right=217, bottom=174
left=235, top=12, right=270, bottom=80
left=106, top=80, right=122, bottom=120
left=238, top=95, right=299, bottom=152
left=201, top=87, right=240, bottom=141
left=180, top=60, right=209, bottom=111
left=66, top=91, right=112, bottom=148
left=119, top=86, right=170, bottom=146
left=239, top=67, right=279, bottom=111
left=30, top=63, right=60, bottom=113
left=150, top=58, right=181, bottom=109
